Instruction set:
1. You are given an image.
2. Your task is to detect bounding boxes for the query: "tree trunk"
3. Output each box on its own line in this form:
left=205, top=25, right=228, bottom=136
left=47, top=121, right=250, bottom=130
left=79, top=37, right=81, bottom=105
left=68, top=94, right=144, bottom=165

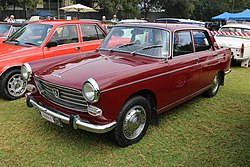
left=23, top=3, right=26, bottom=19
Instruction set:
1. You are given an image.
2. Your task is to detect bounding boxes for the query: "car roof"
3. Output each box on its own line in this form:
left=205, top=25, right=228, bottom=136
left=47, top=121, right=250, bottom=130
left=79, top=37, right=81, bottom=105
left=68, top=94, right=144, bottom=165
left=0, top=21, right=24, bottom=26
left=119, top=19, right=148, bottom=23
left=116, top=22, right=207, bottom=31
left=28, top=20, right=100, bottom=25
left=155, top=18, right=205, bottom=24
left=221, top=23, right=250, bottom=29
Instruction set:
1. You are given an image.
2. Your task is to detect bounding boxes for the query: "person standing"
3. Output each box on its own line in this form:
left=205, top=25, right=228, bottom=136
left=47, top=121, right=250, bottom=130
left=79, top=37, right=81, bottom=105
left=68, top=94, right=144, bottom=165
left=101, top=15, right=106, bottom=23
left=7, top=15, right=15, bottom=23
left=111, top=14, right=119, bottom=22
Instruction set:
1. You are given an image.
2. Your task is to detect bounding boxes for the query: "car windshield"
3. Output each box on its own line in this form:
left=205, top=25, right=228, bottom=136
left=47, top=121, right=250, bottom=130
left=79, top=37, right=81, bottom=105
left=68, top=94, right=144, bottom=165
left=0, top=24, right=11, bottom=37
left=100, top=26, right=170, bottom=58
left=6, top=24, right=53, bottom=46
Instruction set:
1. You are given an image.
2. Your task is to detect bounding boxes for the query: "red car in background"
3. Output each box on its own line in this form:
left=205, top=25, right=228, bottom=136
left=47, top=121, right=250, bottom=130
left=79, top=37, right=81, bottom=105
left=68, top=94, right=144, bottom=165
left=0, top=20, right=106, bottom=100
left=0, top=22, right=24, bottom=43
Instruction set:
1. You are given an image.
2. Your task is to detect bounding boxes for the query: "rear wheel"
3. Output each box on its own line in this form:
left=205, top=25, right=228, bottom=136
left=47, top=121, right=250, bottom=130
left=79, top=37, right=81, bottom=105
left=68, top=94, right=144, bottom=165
left=112, top=96, right=151, bottom=147
left=204, top=73, right=220, bottom=98
left=0, top=69, right=27, bottom=100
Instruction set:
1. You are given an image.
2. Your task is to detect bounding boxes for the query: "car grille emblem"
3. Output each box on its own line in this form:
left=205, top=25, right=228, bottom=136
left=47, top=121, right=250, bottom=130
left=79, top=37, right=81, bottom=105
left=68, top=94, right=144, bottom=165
left=52, top=88, right=60, bottom=98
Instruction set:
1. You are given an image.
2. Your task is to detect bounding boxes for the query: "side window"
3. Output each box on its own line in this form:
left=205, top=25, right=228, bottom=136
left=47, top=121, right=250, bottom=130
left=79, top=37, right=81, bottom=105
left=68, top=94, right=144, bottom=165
left=173, top=31, right=193, bottom=56
left=193, top=31, right=211, bottom=52
left=81, top=24, right=104, bottom=41
left=96, top=27, right=105, bottom=39
left=50, top=25, right=79, bottom=45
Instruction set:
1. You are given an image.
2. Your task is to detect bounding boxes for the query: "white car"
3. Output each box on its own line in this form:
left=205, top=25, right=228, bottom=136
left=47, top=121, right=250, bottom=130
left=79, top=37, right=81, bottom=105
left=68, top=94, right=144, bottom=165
left=214, top=24, right=250, bottom=67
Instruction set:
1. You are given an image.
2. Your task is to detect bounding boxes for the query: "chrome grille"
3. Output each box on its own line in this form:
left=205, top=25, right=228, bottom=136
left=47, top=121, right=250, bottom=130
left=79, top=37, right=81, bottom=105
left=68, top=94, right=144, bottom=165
left=34, top=78, right=88, bottom=112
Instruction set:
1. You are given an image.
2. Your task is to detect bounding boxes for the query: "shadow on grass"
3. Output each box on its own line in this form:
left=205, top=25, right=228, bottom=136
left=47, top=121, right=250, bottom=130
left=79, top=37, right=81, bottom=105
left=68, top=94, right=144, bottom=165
left=31, top=95, right=206, bottom=150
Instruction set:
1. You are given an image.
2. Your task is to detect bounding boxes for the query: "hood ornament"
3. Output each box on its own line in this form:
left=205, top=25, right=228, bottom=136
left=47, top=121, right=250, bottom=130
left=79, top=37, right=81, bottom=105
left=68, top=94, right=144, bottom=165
left=52, top=73, right=62, bottom=78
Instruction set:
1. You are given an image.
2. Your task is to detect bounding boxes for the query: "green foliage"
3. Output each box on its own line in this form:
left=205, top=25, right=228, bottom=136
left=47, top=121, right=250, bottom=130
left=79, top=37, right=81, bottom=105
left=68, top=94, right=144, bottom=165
left=0, top=66, right=249, bottom=166
left=93, top=0, right=250, bottom=20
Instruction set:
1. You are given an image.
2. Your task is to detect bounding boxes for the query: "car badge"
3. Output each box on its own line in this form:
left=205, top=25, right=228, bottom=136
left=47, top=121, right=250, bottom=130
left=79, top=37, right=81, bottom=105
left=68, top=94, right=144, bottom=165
left=52, top=73, right=62, bottom=78
left=52, top=88, right=60, bottom=98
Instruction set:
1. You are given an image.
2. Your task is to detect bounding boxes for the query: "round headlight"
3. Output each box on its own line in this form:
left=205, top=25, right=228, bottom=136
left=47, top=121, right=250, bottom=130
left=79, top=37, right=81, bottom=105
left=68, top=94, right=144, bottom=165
left=82, top=78, right=100, bottom=103
left=21, top=63, right=32, bottom=81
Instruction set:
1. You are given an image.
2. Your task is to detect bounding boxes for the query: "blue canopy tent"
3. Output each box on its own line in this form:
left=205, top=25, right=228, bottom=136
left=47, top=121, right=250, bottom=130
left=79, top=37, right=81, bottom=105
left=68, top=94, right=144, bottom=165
left=212, top=9, right=250, bottom=20
left=211, top=12, right=234, bottom=20
left=231, top=9, right=250, bottom=20
left=32, top=11, right=54, bottom=17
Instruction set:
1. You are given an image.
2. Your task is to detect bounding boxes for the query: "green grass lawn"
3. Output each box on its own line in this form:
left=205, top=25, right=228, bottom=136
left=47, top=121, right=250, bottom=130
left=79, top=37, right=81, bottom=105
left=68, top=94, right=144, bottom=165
left=0, top=66, right=249, bottom=166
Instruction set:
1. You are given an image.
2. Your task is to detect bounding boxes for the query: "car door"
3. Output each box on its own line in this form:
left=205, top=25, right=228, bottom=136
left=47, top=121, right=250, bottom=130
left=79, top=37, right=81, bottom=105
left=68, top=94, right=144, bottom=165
left=43, top=24, right=82, bottom=58
left=163, top=30, right=202, bottom=105
left=80, top=24, right=105, bottom=52
left=192, top=30, right=220, bottom=89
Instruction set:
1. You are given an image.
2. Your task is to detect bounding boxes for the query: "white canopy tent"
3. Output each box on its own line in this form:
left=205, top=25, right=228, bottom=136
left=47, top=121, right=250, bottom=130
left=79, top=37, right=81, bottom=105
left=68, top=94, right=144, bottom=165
left=60, top=4, right=98, bottom=19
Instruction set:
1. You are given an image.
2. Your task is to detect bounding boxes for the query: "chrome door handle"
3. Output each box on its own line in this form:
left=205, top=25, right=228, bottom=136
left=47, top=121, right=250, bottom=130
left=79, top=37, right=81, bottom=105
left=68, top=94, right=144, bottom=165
left=193, top=58, right=199, bottom=62
left=75, top=47, right=80, bottom=50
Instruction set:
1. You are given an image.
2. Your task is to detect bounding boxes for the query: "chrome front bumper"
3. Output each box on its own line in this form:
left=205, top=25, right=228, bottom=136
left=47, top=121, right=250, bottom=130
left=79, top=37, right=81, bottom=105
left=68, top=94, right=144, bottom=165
left=26, top=94, right=116, bottom=134
left=225, top=68, right=232, bottom=75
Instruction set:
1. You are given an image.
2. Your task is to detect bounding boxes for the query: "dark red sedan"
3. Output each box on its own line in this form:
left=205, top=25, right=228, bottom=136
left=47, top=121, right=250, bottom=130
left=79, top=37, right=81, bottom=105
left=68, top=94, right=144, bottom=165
left=23, top=23, right=232, bottom=147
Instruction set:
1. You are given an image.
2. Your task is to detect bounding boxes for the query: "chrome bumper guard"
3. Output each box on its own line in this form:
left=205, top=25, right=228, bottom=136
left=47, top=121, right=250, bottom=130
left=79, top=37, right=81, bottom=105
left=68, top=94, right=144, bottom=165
left=26, top=94, right=116, bottom=134
left=225, top=68, right=232, bottom=75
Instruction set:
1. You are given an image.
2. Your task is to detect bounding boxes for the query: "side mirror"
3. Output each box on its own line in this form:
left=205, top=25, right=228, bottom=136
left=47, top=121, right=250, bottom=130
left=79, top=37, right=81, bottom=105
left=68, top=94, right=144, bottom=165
left=46, top=41, right=57, bottom=48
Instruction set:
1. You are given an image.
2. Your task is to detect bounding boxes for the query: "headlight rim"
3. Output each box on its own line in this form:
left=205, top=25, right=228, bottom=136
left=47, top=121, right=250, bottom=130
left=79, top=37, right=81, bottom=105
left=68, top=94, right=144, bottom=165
left=82, top=78, right=100, bottom=103
left=21, top=62, right=32, bottom=81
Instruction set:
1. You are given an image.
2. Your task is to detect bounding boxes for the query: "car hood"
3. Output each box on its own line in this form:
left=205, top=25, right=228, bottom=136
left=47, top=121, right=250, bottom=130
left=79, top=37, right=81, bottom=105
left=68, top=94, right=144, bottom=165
left=215, top=36, right=250, bottom=48
left=36, top=51, right=161, bottom=91
left=0, top=38, right=7, bottom=43
left=0, top=43, right=37, bottom=60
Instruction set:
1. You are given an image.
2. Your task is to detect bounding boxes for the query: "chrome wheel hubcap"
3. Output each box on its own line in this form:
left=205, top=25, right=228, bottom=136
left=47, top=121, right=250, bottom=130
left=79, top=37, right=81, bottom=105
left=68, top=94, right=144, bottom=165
left=7, top=74, right=27, bottom=97
left=122, top=105, right=146, bottom=140
left=211, top=74, right=219, bottom=94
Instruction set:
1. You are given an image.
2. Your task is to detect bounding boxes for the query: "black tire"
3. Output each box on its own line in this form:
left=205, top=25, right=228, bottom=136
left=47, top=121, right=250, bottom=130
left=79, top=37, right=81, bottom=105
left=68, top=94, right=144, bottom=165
left=0, top=69, right=27, bottom=100
left=204, top=73, right=220, bottom=98
left=112, top=96, right=151, bottom=147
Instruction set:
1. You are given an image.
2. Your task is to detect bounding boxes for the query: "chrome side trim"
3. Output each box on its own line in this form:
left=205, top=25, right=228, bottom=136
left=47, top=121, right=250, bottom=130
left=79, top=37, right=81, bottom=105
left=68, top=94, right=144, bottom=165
left=102, top=56, right=223, bottom=93
left=158, top=85, right=211, bottom=112
left=28, top=97, right=116, bottom=134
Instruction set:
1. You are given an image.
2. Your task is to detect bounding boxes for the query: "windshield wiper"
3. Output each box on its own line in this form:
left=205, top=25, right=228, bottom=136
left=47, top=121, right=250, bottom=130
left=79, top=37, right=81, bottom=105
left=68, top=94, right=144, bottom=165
left=24, top=42, right=38, bottom=46
left=8, top=39, right=20, bottom=44
left=131, top=45, right=162, bottom=54
left=107, top=42, right=137, bottom=52
left=116, top=42, right=136, bottom=48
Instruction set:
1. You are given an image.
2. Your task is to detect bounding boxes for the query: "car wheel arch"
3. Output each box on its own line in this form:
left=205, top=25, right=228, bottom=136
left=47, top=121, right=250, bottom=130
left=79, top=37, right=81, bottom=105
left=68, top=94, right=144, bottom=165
left=0, top=65, right=21, bottom=79
left=124, top=89, right=158, bottom=125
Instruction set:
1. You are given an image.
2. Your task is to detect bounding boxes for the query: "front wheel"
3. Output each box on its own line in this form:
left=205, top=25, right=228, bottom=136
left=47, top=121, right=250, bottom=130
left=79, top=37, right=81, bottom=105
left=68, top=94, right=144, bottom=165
left=112, top=96, right=151, bottom=147
left=0, top=69, right=27, bottom=100
left=204, top=73, right=220, bottom=98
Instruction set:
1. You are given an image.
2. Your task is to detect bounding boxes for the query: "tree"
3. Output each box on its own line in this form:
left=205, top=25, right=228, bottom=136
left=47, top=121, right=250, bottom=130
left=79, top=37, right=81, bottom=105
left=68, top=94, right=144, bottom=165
left=162, top=0, right=195, bottom=19
left=139, top=0, right=163, bottom=19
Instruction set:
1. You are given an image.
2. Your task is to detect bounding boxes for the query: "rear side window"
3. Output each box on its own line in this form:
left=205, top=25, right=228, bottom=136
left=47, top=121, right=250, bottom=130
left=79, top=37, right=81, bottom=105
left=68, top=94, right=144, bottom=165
left=50, top=25, right=79, bottom=45
left=173, top=31, right=193, bottom=56
left=193, top=31, right=211, bottom=52
left=80, top=24, right=105, bottom=41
